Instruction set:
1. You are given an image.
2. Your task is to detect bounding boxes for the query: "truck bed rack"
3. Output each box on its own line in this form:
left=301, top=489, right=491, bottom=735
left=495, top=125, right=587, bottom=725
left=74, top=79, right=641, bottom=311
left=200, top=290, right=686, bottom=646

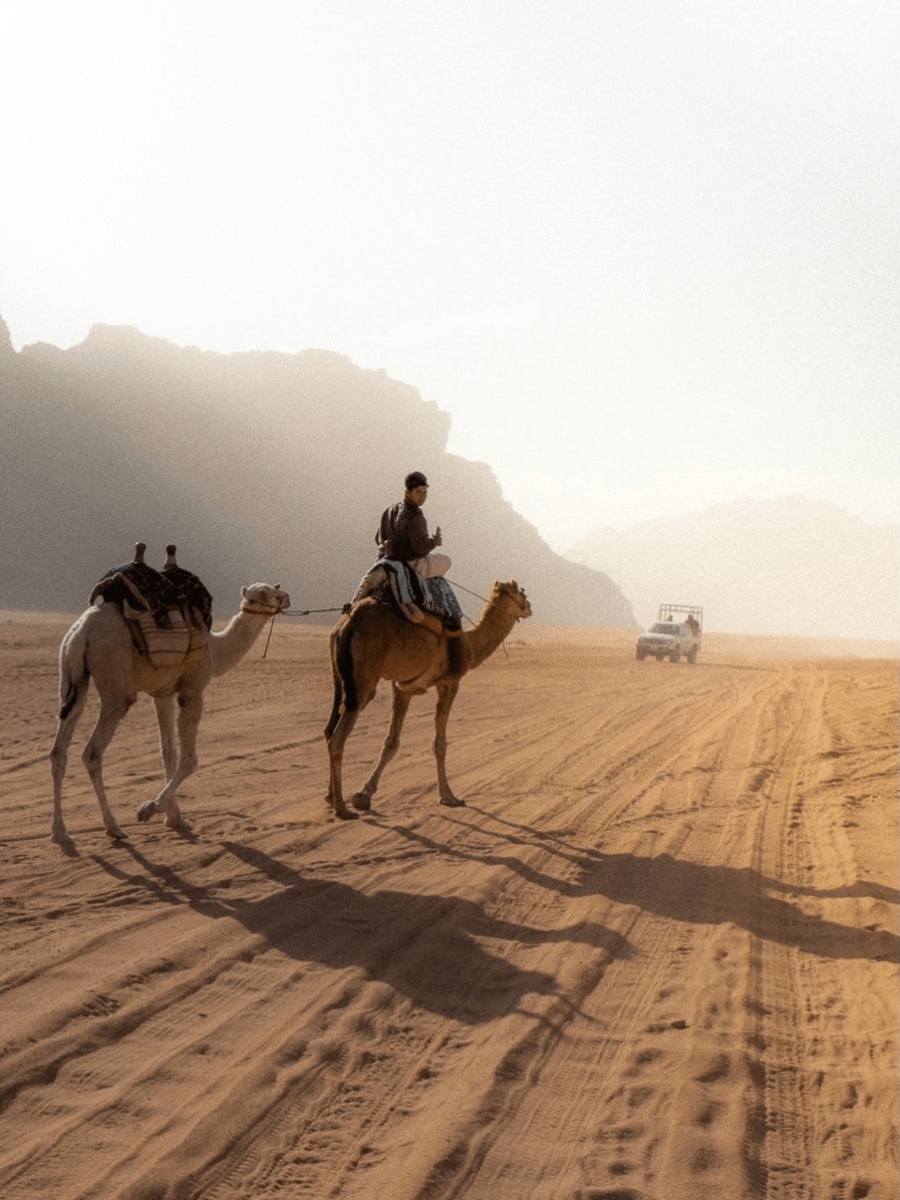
left=657, top=604, right=703, bottom=630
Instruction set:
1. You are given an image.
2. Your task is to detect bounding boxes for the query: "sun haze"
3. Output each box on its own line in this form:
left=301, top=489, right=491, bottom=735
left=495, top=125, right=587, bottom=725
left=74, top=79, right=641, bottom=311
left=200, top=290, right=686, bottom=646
left=0, top=2, right=897, bottom=550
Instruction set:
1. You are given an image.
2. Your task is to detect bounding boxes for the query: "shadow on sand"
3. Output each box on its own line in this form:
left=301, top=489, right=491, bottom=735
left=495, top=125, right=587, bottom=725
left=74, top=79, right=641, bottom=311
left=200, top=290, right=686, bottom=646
left=91, top=840, right=632, bottom=1026
left=384, top=808, right=900, bottom=966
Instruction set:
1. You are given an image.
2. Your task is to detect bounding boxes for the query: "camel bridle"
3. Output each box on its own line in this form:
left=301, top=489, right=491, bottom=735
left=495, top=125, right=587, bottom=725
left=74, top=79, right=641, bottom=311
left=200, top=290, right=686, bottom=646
left=449, top=579, right=529, bottom=621
left=509, top=588, right=530, bottom=618
left=241, top=593, right=289, bottom=617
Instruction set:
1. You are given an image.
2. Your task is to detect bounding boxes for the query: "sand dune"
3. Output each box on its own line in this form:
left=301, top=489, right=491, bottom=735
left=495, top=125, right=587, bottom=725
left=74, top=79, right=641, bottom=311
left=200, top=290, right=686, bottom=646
left=1, top=614, right=897, bottom=1200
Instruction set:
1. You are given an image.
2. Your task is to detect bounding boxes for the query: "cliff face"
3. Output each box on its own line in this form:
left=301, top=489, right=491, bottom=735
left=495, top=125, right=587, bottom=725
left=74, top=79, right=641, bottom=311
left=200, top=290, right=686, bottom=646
left=0, top=315, right=14, bottom=361
left=0, top=322, right=635, bottom=625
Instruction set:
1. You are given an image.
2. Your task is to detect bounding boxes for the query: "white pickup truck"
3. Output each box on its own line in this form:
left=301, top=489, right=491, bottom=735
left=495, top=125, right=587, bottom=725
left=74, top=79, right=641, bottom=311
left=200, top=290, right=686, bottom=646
left=635, top=605, right=702, bottom=663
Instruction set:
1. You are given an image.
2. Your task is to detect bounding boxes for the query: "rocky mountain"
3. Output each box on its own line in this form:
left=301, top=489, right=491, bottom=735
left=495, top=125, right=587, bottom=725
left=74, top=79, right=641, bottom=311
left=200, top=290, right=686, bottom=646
left=568, top=496, right=899, bottom=641
left=0, top=317, right=635, bottom=626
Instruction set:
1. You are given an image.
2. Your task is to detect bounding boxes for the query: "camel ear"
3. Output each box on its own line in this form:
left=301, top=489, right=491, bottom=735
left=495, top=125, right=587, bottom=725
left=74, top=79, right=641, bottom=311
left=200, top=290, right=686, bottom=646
left=274, top=583, right=282, bottom=590
left=241, top=586, right=249, bottom=601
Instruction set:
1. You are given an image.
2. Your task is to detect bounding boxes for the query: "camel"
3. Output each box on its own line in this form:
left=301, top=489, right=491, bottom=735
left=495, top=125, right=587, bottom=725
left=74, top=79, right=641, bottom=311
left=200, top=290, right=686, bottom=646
left=325, top=579, right=532, bottom=819
left=50, top=581, right=291, bottom=844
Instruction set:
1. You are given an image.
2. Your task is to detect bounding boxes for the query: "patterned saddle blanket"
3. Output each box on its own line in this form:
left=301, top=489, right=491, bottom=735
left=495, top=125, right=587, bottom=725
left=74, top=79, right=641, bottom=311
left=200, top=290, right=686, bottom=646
left=90, top=559, right=213, bottom=668
left=374, top=560, right=463, bottom=631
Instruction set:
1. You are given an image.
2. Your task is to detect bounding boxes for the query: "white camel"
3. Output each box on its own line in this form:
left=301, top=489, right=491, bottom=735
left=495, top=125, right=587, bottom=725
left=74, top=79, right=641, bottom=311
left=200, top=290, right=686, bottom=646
left=50, top=581, right=291, bottom=844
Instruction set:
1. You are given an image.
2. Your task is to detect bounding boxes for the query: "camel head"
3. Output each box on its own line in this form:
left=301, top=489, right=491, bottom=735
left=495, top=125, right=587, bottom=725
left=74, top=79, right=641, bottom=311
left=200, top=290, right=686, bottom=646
left=240, top=582, right=292, bottom=615
left=490, top=579, right=532, bottom=621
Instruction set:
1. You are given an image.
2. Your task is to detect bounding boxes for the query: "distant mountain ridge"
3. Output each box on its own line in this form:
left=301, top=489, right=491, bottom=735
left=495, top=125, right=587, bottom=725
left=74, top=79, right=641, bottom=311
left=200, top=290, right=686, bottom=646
left=0, top=317, right=635, bottom=626
left=568, top=496, right=899, bottom=641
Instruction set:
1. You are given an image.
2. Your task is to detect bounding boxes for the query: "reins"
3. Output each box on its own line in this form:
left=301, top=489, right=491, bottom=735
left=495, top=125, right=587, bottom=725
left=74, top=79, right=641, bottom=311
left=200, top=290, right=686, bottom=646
left=262, top=613, right=277, bottom=659
left=283, top=607, right=347, bottom=616
left=445, top=578, right=529, bottom=656
left=260, top=605, right=346, bottom=660
left=446, top=578, right=496, bottom=612
left=260, top=583, right=526, bottom=659
left=447, top=578, right=528, bottom=622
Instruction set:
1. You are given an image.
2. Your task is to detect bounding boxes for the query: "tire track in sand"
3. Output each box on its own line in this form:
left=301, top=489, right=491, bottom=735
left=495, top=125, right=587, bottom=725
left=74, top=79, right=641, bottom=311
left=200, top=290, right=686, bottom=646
left=742, top=666, right=898, bottom=1200
left=1, top=623, right=896, bottom=1200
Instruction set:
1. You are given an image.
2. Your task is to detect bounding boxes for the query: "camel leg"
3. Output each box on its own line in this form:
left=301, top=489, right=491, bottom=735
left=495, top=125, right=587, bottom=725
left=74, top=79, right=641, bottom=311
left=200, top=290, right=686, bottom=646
left=434, top=679, right=465, bottom=807
left=49, top=681, right=93, bottom=845
left=323, top=625, right=348, bottom=809
left=324, top=662, right=347, bottom=809
left=324, top=652, right=344, bottom=799
left=325, top=706, right=362, bottom=821
left=351, top=684, right=414, bottom=812
left=80, top=697, right=136, bottom=840
left=154, top=695, right=178, bottom=779
left=137, top=692, right=202, bottom=829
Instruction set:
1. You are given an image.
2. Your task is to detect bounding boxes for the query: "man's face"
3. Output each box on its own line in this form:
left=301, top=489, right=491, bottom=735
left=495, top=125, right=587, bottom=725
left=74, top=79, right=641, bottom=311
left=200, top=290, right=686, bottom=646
left=407, top=485, right=428, bottom=506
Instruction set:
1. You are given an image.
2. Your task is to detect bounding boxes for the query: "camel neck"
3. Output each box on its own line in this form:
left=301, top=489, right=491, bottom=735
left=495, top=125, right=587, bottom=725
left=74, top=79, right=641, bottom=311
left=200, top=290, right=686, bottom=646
left=462, top=601, right=521, bottom=668
left=210, top=609, right=271, bottom=676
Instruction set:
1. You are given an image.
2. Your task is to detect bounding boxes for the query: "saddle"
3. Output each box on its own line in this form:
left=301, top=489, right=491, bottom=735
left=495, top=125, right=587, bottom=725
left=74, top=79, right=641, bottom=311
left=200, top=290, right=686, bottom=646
left=90, top=543, right=213, bottom=668
left=372, top=560, right=463, bottom=636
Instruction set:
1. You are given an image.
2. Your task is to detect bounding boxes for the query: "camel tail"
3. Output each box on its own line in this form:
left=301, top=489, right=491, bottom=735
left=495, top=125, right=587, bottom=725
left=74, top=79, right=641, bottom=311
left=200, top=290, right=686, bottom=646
left=57, top=618, right=92, bottom=721
left=335, top=623, right=359, bottom=714
left=59, top=667, right=90, bottom=721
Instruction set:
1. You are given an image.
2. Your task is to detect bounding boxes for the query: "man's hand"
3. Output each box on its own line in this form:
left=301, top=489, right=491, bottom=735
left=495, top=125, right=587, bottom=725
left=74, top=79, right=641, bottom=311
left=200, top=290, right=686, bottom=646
left=433, top=526, right=443, bottom=546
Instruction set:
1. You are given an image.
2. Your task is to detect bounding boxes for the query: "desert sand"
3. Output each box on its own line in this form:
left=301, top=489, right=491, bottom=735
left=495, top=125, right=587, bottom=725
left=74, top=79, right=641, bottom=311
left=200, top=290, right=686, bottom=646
left=0, top=612, right=897, bottom=1200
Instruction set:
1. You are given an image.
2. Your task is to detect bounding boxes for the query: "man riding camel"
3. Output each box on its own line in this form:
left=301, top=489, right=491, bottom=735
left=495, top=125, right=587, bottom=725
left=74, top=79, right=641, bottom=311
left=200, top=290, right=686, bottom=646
left=351, top=471, right=452, bottom=609
left=377, top=471, right=451, bottom=579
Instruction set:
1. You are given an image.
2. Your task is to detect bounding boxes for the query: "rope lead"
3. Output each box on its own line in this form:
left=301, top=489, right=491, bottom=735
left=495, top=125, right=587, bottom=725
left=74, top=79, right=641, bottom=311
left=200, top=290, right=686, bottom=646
left=261, top=581, right=512, bottom=660
left=262, top=612, right=277, bottom=659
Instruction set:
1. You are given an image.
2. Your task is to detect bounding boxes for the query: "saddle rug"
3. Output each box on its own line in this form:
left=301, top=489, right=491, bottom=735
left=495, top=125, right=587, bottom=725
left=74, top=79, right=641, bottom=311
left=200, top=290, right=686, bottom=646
left=374, top=560, right=463, bottom=630
left=90, top=559, right=213, bottom=669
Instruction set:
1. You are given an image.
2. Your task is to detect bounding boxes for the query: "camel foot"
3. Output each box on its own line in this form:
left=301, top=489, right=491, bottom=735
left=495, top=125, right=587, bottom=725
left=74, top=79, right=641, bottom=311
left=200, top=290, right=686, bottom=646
left=136, top=801, right=157, bottom=823
left=351, top=792, right=371, bottom=812
left=51, top=827, right=75, bottom=848
left=439, top=796, right=466, bottom=808
left=105, top=825, right=128, bottom=841
left=333, top=806, right=360, bottom=821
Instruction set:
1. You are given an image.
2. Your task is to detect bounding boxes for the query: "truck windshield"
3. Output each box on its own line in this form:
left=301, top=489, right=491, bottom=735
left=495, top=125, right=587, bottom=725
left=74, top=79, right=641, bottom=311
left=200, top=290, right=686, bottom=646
left=650, top=623, right=680, bottom=634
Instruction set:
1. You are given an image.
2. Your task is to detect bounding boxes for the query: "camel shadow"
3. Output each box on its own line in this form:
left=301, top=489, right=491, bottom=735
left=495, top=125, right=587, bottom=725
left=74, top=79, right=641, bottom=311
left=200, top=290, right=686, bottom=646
left=578, top=850, right=899, bottom=964
left=369, top=813, right=602, bottom=897
left=383, top=812, right=899, bottom=965
left=90, top=841, right=632, bottom=1026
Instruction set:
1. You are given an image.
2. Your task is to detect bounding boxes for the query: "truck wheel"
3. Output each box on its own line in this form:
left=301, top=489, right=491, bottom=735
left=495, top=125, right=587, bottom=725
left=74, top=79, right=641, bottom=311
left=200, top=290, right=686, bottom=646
left=669, top=650, right=680, bottom=663
left=636, top=648, right=646, bottom=661
left=687, top=646, right=697, bottom=664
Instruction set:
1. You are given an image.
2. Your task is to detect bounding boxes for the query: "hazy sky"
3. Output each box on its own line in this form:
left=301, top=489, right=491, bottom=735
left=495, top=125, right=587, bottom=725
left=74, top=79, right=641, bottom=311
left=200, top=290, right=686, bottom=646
left=2, top=1, right=897, bottom=550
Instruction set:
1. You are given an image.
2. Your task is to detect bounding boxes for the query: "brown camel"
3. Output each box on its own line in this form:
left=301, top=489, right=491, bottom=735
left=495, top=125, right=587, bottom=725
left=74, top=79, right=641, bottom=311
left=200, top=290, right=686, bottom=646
left=325, top=579, right=532, bottom=819
left=50, top=581, right=291, bottom=844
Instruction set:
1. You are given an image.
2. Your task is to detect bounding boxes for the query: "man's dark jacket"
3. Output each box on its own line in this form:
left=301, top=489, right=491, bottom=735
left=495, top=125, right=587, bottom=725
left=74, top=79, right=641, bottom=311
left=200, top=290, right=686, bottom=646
left=377, top=500, right=438, bottom=563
